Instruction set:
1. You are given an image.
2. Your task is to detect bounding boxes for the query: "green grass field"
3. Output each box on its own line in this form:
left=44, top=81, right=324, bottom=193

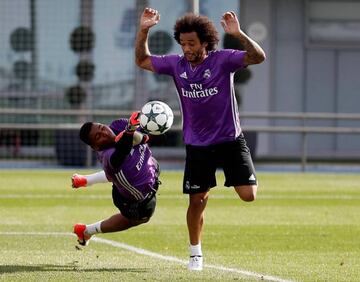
left=0, top=170, right=359, bottom=281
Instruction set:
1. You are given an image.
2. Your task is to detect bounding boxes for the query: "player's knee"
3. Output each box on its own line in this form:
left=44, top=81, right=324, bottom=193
left=189, top=192, right=209, bottom=209
left=242, top=193, right=256, bottom=202
left=190, top=197, right=207, bottom=208
left=235, top=185, right=257, bottom=202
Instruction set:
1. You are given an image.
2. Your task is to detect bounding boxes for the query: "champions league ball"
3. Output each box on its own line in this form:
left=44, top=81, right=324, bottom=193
left=139, top=101, right=174, bottom=135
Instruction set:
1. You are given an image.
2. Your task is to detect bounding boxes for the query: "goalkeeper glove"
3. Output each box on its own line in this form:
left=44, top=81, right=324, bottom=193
left=71, top=173, right=87, bottom=188
left=114, top=111, right=141, bottom=142
left=127, top=111, right=141, bottom=132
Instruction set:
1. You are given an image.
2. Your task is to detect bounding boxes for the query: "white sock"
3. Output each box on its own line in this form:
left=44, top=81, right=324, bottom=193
left=85, top=221, right=102, bottom=236
left=86, top=171, right=108, bottom=186
left=189, top=243, right=202, bottom=257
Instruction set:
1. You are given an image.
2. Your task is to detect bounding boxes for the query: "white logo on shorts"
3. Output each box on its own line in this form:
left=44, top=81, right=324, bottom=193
left=191, top=185, right=200, bottom=189
left=249, top=174, right=256, bottom=181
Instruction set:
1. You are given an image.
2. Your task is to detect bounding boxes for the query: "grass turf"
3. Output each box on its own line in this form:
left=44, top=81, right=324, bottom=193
left=0, top=170, right=359, bottom=281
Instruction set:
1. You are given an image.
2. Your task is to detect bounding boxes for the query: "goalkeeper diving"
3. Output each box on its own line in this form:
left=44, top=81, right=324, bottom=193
left=71, top=112, right=161, bottom=246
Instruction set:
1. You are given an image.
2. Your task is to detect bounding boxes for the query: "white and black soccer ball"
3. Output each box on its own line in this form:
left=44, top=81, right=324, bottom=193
left=139, top=101, right=174, bottom=135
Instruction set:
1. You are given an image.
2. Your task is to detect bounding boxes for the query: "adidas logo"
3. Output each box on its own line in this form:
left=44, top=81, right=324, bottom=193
left=249, top=174, right=256, bottom=181
left=180, top=72, right=188, bottom=79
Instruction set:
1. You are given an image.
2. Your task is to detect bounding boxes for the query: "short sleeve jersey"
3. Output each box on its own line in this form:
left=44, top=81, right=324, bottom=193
left=151, top=49, right=246, bottom=146
left=97, top=119, right=158, bottom=202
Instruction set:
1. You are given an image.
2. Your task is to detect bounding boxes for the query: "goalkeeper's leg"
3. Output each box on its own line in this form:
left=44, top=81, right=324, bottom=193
left=73, top=214, right=142, bottom=246
left=73, top=221, right=101, bottom=246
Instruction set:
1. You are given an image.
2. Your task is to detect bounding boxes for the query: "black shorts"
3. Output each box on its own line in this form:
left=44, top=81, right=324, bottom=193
left=183, top=133, right=257, bottom=194
left=112, top=158, right=161, bottom=221
left=112, top=184, right=158, bottom=221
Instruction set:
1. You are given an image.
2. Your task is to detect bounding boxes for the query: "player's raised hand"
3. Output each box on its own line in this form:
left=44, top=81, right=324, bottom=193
left=140, top=7, right=160, bottom=31
left=127, top=111, right=141, bottom=132
left=114, top=112, right=140, bottom=142
left=221, top=11, right=241, bottom=35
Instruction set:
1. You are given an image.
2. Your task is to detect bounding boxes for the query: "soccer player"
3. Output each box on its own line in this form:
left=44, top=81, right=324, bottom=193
left=135, top=8, right=266, bottom=270
left=71, top=112, right=161, bottom=246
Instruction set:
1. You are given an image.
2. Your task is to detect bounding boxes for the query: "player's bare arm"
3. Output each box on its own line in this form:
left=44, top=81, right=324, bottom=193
left=221, top=11, right=266, bottom=66
left=135, top=7, right=160, bottom=72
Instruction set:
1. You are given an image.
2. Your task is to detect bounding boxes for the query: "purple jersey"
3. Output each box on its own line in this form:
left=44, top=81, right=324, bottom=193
left=151, top=49, right=246, bottom=146
left=97, top=119, right=158, bottom=202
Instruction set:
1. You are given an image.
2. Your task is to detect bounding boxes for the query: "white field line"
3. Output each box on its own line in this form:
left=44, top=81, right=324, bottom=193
left=0, top=194, right=110, bottom=199
left=0, top=193, right=359, bottom=200
left=0, top=231, right=294, bottom=282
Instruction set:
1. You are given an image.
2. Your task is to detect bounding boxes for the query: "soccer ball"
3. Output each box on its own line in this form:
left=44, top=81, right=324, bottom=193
left=139, top=101, right=174, bottom=135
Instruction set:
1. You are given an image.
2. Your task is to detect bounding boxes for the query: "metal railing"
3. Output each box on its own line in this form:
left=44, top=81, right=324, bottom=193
left=1, top=108, right=360, bottom=170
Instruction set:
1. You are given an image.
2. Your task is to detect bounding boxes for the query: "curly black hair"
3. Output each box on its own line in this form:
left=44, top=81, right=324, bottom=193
left=79, top=122, right=93, bottom=146
left=173, top=13, right=219, bottom=51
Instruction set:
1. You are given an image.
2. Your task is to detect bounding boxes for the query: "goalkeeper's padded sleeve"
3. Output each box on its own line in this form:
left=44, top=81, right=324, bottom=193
left=110, top=131, right=134, bottom=168
left=85, top=171, right=109, bottom=185
left=111, top=128, right=149, bottom=168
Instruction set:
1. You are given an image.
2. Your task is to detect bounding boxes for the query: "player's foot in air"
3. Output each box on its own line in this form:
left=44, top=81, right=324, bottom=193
left=72, top=174, right=87, bottom=188
left=188, top=255, right=203, bottom=271
left=73, top=223, right=92, bottom=246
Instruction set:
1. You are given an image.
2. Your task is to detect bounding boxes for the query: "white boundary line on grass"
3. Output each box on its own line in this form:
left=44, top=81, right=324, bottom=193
left=1, top=193, right=359, bottom=200
left=0, top=231, right=293, bottom=282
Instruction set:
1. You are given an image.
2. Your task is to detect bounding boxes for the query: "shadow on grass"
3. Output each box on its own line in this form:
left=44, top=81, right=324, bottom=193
left=0, top=264, right=148, bottom=273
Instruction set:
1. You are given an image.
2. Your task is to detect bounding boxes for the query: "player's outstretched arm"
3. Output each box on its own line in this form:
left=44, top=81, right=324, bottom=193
left=135, top=7, right=160, bottom=72
left=221, top=11, right=266, bottom=66
left=115, top=112, right=149, bottom=146
left=72, top=171, right=109, bottom=189
left=111, top=112, right=148, bottom=167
